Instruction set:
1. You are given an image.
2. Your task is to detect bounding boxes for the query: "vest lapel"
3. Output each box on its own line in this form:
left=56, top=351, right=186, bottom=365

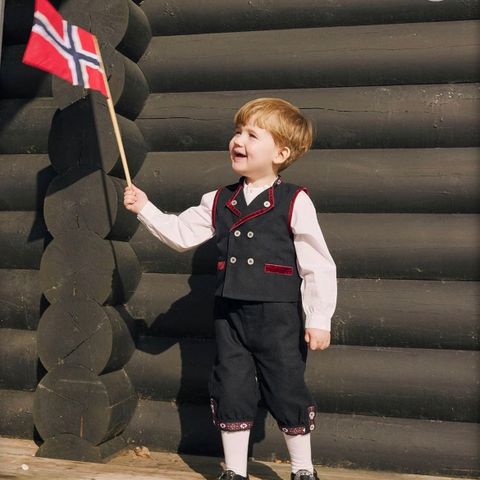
left=225, top=181, right=243, bottom=217
left=237, top=185, right=270, bottom=211
left=225, top=175, right=283, bottom=231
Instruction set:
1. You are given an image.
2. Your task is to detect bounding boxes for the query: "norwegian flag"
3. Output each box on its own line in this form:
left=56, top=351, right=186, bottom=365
left=22, top=0, right=108, bottom=97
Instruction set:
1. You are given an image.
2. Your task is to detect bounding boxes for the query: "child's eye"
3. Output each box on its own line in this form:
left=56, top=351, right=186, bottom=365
left=233, top=130, right=256, bottom=138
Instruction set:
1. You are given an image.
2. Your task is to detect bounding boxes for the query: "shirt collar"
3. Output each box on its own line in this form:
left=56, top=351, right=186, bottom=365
left=243, top=176, right=279, bottom=190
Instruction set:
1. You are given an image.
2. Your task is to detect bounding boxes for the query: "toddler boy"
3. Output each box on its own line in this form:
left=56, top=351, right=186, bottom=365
left=124, top=97, right=337, bottom=480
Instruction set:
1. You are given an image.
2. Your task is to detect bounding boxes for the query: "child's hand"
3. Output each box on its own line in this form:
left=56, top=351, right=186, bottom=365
left=305, top=328, right=330, bottom=350
left=124, top=183, right=148, bottom=215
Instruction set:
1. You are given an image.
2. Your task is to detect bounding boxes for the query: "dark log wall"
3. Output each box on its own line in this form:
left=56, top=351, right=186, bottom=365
left=0, top=0, right=479, bottom=475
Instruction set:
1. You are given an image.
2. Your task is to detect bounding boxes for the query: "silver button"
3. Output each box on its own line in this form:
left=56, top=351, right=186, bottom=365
left=230, top=256, right=237, bottom=263
left=247, top=258, right=254, bottom=265
left=231, top=199, right=237, bottom=205
left=234, top=230, right=241, bottom=237
left=263, top=200, right=271, bottom=207
left=247, top=231, right=254, bottom=238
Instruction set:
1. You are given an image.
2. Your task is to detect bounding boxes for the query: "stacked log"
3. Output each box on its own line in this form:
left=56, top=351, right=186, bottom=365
left=27, top=0, right=151, bottom=463
left=141, top=0, right=480, bottom=35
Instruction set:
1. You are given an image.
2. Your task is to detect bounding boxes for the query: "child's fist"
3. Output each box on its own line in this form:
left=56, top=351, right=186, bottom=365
left=124, top=184, right=148, bottom=215
left=305, top=328, right=330, bottom=351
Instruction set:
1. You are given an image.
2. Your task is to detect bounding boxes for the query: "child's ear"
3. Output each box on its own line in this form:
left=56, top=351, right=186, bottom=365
left=274, top=146, right=290, bottom=168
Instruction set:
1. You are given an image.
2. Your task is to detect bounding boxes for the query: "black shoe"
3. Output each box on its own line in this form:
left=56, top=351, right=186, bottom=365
left=290, top=469, right=319, bottom=480
left=216, top=469, right=249, bottom=480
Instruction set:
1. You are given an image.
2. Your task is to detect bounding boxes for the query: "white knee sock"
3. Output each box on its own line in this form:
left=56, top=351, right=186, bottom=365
left=283, top=432, right=314, bottom=474
left=221, top=429, right=251, bottom=477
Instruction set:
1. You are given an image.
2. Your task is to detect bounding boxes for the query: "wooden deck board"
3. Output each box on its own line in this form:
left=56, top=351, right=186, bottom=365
left=0, top=437, right=474, bottom=480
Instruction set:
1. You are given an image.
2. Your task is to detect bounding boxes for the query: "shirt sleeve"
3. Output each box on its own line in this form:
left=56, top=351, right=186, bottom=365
left=136, top=189, right=217, bottom=252
left=291, top=190, right=338, bottom=332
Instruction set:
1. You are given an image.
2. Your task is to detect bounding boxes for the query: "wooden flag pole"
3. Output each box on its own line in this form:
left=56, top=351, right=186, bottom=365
left=93, top=36, right=132, bottom=187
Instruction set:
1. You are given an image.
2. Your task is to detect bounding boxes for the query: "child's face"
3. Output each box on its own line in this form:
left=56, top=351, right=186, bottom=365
left=228, top=117, right=288, bottom=178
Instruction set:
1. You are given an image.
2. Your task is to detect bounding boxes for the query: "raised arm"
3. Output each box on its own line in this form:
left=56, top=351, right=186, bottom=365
left=136, top=190, right=217, bottom=252
left=291, top=190, right=337, bottom=332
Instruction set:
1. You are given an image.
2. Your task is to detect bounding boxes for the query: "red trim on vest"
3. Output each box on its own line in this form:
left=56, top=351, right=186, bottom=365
left=229, top=185, right=275, bottom=231
left=288, top=187, right=309, bottom=235
left=212, top=187, right=223, bottom=229
left=264, top=263, right=294, bottom=275
left=226, top=182, right=243, bottom=217
left=217, top=260, right=225, bottom=270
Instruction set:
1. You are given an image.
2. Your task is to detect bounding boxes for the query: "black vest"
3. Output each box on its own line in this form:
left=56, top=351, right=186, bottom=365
left=212, top=175, right=309, bottom=302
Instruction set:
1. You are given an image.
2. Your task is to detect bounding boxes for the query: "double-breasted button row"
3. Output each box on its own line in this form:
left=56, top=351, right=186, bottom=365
left=231, top=199, right=269, bottom=207
left=229, top=256, right=255, bottom=265
left=233, top=229, right=254, bottom=238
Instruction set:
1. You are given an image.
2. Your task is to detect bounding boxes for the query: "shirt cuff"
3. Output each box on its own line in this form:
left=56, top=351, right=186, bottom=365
left=304, top=313, right=331, bottom=332
left=137, top=200, right=161, bottom=222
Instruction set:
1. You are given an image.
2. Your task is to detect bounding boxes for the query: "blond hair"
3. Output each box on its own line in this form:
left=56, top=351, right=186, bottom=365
left=233, top=97, right=314, bottom=172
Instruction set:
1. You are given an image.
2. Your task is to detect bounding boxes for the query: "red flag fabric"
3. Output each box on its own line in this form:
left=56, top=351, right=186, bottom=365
left=22, top=0, right=108, bottom=97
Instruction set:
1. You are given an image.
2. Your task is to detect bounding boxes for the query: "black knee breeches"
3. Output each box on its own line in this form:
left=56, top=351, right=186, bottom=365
left=208, top=296, right=317, bottom=435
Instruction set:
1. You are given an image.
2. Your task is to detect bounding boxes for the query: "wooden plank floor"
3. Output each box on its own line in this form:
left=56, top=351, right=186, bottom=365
left=0, top=436, right=474, bottom=480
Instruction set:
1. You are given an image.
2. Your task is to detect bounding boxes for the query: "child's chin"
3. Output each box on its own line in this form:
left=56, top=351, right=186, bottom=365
left=232, top=162, right=246, bottom=172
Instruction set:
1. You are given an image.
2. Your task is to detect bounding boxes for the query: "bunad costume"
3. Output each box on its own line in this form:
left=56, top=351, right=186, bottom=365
left=137, top=173, right=337, bottom=436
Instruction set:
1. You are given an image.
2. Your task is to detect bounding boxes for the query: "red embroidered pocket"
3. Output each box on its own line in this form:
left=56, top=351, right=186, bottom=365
left=264, top=263, right=293, bottom=275
left=217, top=260, right=225, bottom=270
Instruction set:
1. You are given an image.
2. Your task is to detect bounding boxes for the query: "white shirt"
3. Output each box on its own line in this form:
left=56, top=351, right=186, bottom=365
left=137, top=177, right=337, bottom=332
